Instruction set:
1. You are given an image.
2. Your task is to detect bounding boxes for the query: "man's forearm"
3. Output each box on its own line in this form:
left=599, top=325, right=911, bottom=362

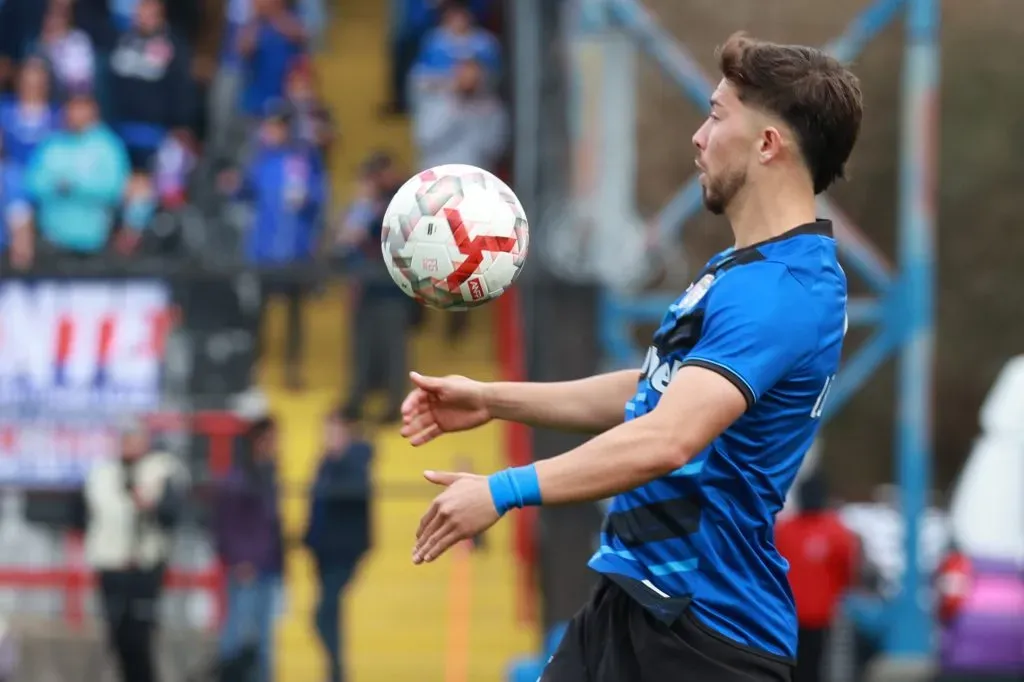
left=483, top=370, right=638, bottom=434
left=529, top=412, right=689, bottom=505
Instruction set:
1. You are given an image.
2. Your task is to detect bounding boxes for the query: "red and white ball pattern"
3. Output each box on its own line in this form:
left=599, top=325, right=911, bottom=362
left=381, top=164, right=530, bottom=310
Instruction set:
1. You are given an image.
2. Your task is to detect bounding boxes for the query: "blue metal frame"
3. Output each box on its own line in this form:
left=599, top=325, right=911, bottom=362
left=593, top=0, right=939, bottom=659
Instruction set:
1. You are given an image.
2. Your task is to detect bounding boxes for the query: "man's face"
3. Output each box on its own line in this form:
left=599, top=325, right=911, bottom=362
left=136, top=0, right=164, bottom=33
left=254, top=0, right=282, bottom=16
left=287, top=71, right=314, bottom=103
left=121, top=432, right=150, bottom=460
left=691, top=80, right=758, bottom=215
left=66, top=97, right=96, bottom=131
left=443, top=7, right=471, bottom=34
left=261, top=118, right=288, bottom=146
left=19, top=61, right=49, bottom=101
left=323, top=417, right=350, bottom=452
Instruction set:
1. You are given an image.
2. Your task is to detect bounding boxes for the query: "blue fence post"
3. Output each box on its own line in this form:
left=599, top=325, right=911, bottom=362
left=888, top=0, right=940, bottom=659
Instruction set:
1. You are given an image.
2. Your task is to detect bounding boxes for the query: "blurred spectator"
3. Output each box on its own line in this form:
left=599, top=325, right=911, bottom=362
left=296, top=0, right=328, bottom=52
left=0, top=617, right=17, bottom=682
left=209, top=0, right=256, bottom=156
left=0, top=57, right=62, bottom=169
left=0, top=133, right=33, bottom=270
left=153, top=128, right=198, bottom=211
left=386, top=0, right=494, bottom=114
left=35, top=2, right=96, bottom=100
left=410, top=0, right=500, bottom=97
left=337, top=152, right=411, bottom=423
left=213, top=416, right=285, bottom=682
left=25, top=90, right=131, bottom=259
left=108, top=0, right=195, bottom=172
left=284, top=57, right=335, bottom=156
left=776, top=473, right=859, bottom=682
left=303, top=410, right=373, bottom=682
left=413, top=57, right=507, bottom=170
left=238, top=0, right=306, bottom=127
left=73, top=418, right=189, bottom=682
left=110, top=0, right=202, bottom=42
left=222, top=100, right=326, bottom=388
left=117, top=170, right=157, bottom=256
left=0, top=0, right=49, bottom=87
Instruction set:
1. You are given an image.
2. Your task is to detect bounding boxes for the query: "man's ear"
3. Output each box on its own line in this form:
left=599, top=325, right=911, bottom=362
left=759, top=126, right=785, bottom=164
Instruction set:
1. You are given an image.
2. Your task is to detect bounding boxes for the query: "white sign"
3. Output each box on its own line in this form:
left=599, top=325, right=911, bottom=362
left=0, top=280, right=172, bottom=413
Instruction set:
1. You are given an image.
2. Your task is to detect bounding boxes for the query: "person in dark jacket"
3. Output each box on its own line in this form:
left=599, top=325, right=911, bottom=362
left=337, top=151, right=411, bottom=422
left=303, top=410, right=373, bottom=682
left=108, top=0, right=195, bottom=171
left=213, top=416, right=285, bottom=682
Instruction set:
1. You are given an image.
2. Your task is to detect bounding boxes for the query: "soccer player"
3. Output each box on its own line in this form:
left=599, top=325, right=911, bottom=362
left=401, top=32, right=862, bottom=682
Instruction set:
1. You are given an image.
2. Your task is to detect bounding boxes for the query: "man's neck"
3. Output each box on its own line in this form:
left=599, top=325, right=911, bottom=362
left=727, top=178, right=817, bottom=249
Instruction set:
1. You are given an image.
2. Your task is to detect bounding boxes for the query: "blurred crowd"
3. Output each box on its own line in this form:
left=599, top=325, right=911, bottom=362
left=0, top=0, right=508, bottom=407
left=0, top=1, right=508, bottom=681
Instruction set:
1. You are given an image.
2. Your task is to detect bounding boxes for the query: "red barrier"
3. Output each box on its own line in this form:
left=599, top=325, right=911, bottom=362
left=495, top=288, right=537, bottom=625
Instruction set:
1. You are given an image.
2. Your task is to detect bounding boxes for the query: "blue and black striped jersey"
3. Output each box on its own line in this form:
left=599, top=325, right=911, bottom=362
left=589, top=220, right=847, bottom=659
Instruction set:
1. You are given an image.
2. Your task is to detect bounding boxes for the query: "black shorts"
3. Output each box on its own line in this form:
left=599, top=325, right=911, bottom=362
left=541, top=578, right=794, bottom=682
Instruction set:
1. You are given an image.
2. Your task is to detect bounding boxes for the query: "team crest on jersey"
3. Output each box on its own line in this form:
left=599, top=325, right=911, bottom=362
left=671, top=273, right=716, bottom=316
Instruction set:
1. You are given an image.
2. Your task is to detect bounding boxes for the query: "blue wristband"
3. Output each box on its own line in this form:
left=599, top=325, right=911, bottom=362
left=488, top=465, right=542, bottom=516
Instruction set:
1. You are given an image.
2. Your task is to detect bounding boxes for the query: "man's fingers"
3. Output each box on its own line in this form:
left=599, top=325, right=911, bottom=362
left=416, top=528, right=463, bottom=564
left=399, top=411, right=434, bottom=438
left=409, top=424, right=441, bottom=446
left=409, top=371, right=443, bottom=393
left=414, top=513, right=448, bottom=560
left=416, top=500, right=440, bottom=541
left=401, top=389, right=426, bottom=418
left=423, top=470, right=463, bottom=486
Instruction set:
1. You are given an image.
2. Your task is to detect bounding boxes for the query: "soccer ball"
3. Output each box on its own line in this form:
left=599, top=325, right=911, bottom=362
left=380, top=164, right=530, bottom=310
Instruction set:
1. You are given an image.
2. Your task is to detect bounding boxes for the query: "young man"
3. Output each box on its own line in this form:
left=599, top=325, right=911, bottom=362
left=400, top=33, right=862, bottom=682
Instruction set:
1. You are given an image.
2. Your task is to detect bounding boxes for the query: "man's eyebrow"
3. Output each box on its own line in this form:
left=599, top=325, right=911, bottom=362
left=709, top=97, right=722, bottom=110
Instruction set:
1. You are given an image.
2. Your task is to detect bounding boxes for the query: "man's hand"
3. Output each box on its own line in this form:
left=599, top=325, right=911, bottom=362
left=400, top=372, right=491, bottom=446
left=413, top=471, right=499, bottom=564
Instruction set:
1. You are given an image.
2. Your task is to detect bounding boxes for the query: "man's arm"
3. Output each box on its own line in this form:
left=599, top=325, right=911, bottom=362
left=531, top=366, right=746, bottom=502
left=484, top=369, right=640, bottom=434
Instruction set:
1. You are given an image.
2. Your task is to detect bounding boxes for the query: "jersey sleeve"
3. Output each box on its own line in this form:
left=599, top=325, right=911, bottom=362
left=680, top=263, right=819, bottom=408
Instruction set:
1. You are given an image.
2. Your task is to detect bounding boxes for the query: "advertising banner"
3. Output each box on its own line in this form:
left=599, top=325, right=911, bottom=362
left=0, top=279, right=172, bottom=485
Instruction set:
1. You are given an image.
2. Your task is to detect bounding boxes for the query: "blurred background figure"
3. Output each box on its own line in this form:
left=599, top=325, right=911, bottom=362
left=0, top=56, right=60, bottom=171
left=336, top=151, right=411, bottom=423
left=0, top=0, right=49, bottom=88
left=223, top=99, right=326, bottom=389
left=303, top=410, right=373, bottom=682
left=406, top=0, right=500, bottom=107
left=107, top=0, right=194, bottom=174
left=776, top=472, right=859, bottom=682
left=35, top=1, right=96, bottom=100
left=0, top=617, right=17, bottom=682
left=237, top=0, right=306, bottom=147
left=412, top=56, right=507, bottom=170
left=213, top=416, right=285, bottom=682
left=25, top=89, right=130, bottom=261
left=0, top=132, right=33, bottom=270
left=73, top=418, right=189, bottom=682
left=283, top=56, right=335, bottom=157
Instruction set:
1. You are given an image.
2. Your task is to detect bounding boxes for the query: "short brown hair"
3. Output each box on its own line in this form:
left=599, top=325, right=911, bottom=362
left=717, top=32, right=863, bottom=194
